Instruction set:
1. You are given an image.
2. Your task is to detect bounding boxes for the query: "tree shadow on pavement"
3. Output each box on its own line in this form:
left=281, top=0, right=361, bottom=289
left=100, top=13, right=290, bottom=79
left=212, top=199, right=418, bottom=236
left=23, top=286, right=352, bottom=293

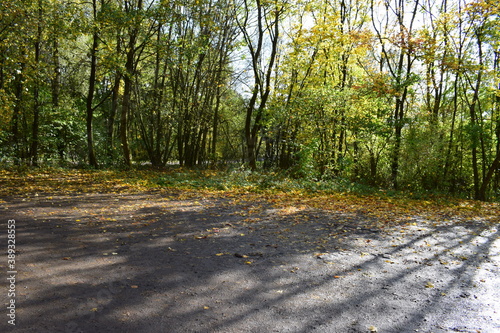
left=1, top=192, right=499, bottom=333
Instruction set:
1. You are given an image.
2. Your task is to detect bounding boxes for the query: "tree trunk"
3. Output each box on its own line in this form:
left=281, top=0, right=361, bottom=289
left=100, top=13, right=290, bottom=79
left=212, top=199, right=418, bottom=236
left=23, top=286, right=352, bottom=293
left=211, top=88, right=221, bottom=164
left=478, top=153, right=500, bottom=201
left=469, top=34, right=484, bottom=200
left=120, top=7, right=141, bottom=167
left=30, top=1, right=43, bottom=167
left=121, top=72, right=132, bottom=167
left=86, top=1, right=99, bottom=168
left=108, top=72, right=120, bottom=161
left=12, top=60, right=25, bottom=165
left=51, top=32, right=65, bottom=161
left=391, top=96, right=405, bottom=190
left=108, top=32, right=122, bottom=162
left=443, top=73, right=459, bottom=184
left=477, top=49, right=500, bottom=201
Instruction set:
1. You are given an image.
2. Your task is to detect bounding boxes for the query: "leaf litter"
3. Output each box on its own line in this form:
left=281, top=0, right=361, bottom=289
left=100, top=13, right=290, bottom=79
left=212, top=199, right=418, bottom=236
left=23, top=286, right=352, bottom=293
left=1, top=168, right=499, bottom=332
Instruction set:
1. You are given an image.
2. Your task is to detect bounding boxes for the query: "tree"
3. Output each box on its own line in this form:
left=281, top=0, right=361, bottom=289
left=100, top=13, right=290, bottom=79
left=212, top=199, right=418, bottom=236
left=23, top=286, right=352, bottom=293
left=86, top=0, right=100, bottom=168
left=371, top=0, right=421, bottom=190
left=462, top=0, right=500, bottom=200
left=0, top=0, right=498, bottom=201
left=237, top=0, right=284, bottom=170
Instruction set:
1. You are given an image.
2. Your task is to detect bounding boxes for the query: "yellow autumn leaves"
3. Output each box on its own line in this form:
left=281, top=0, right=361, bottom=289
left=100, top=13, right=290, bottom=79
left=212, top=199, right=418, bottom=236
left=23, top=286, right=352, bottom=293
left=1, top=168, right=498, bottom=227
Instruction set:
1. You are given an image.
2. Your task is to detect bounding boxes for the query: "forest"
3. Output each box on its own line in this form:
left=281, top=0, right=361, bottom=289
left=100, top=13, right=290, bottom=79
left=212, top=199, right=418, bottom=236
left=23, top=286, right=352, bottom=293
left=0, top=0, right=499, bottom=200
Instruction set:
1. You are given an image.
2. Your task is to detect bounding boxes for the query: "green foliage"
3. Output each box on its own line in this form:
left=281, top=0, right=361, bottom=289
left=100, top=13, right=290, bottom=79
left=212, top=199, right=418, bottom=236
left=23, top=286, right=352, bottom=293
left=151, top=166, right=384, bottom=198
left=0, top=0, right=498, bottom=200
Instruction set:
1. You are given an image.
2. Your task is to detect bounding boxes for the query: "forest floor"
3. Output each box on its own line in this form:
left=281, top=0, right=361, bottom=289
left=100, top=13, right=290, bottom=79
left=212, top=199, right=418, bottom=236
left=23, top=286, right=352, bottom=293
left=0, top=169, right=499, bottom=333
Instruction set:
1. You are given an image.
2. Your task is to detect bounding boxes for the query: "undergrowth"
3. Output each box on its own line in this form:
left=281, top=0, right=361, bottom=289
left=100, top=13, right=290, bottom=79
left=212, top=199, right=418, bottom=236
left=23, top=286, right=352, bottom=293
left=0, top=166, right=498, bottom=207
left=0, top=166, right=498, bottom=225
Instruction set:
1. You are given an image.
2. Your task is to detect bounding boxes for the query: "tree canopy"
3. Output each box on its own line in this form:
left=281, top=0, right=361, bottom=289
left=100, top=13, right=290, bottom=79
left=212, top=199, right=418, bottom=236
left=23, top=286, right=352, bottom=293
left=0, top=0, right=499, bottom=200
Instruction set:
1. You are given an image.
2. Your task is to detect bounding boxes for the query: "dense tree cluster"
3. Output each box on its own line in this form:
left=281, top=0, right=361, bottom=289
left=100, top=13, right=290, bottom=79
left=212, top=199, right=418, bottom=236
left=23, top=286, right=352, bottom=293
left=0, top=0, right=499, bottom=200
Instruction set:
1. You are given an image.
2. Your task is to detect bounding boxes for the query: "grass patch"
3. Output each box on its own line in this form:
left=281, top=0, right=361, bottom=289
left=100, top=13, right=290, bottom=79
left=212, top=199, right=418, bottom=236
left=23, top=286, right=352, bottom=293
left=0, top=166, right=498, bottom=225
